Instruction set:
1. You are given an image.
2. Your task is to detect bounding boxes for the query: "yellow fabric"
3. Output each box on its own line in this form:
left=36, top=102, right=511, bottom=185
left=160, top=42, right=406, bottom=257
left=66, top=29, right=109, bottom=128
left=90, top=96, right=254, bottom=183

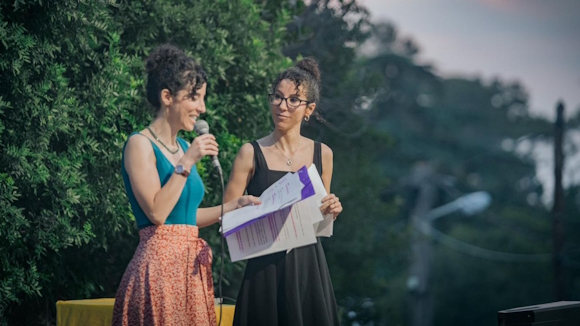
left=56, top=298, right=235, bottom=326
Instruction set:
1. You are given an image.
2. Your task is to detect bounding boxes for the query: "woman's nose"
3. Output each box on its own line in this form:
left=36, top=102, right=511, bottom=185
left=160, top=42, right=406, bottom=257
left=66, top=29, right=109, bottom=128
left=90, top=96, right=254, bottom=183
left=278, top=98, right=289, bottom=111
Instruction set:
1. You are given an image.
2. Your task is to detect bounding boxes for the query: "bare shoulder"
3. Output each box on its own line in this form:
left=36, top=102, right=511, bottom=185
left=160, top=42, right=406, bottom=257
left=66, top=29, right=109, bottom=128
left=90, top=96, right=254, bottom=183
left=320, top=142, right=333, bottom=161
left=125, top=133, right=153, bottom=155
left=227, top=142, right=256, bottom=189
left=232, top=142, right=256, bottom=174
left=237, top=142, right=255, bottom=160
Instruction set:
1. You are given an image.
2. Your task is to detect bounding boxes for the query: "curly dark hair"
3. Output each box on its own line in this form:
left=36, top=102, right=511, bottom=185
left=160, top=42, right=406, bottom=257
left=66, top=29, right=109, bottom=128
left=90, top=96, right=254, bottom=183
left=145, top=44, right=207, bottom=110
left=271, top=57, right=321, bottom=105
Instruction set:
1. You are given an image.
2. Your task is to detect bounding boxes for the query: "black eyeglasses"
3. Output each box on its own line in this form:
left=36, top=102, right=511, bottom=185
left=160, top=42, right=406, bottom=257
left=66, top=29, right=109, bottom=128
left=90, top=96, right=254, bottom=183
left=268, top=93, right=310, bottom=110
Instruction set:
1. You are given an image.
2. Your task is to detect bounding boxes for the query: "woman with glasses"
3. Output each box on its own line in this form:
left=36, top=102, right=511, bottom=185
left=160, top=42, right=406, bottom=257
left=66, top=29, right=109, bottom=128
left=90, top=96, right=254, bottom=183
left=225, top=58, right=343, bottom=326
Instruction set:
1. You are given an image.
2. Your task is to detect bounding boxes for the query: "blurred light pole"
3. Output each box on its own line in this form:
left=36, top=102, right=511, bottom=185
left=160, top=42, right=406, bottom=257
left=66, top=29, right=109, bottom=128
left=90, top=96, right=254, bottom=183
left=552, top=101, right=566, bottom=301
left=408, top=169, right=492, bottom=326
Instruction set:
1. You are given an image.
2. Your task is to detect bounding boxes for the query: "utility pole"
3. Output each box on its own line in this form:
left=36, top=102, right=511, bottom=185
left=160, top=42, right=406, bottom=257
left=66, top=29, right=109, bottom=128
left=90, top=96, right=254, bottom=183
left=408, top=163, right=438, bottom=326
left=552, top=101, right=566, bottom=301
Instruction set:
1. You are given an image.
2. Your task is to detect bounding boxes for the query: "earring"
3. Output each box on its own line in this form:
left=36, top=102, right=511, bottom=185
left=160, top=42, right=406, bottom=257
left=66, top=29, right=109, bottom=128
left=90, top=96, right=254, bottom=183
left=304, top=115, right=310, bottom=122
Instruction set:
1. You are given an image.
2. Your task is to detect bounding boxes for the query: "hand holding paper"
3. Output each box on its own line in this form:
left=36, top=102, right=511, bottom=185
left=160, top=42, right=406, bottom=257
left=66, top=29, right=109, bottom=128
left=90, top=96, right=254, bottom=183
left=221, top=166, right=314, bottom=236
left=224, top=164, right=335, bottom=262
left=299, top=165, right=334, bottom=237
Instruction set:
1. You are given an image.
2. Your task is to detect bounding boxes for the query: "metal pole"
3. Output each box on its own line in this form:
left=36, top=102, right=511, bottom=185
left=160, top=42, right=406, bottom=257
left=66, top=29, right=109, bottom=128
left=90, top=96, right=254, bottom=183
left=552, top=101, right=566, bottom=301
left=408, top=163, right=437, bottom=326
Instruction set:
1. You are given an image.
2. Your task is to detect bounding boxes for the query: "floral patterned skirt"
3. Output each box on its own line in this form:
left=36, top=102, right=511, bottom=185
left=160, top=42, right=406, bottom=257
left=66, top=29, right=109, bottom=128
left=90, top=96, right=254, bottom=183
left=112, top=224, right=216, bottom=326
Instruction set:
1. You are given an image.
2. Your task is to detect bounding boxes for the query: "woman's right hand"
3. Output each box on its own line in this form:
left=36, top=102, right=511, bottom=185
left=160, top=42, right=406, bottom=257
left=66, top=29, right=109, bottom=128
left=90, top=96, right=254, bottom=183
left=235, top=195, right=262, bottom=209
left=182, top=134, right=219, bottom=166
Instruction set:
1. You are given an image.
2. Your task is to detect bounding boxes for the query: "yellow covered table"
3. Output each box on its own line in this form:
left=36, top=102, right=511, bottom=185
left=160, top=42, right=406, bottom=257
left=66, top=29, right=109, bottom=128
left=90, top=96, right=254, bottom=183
left=56, top=298, right=235, bottom=326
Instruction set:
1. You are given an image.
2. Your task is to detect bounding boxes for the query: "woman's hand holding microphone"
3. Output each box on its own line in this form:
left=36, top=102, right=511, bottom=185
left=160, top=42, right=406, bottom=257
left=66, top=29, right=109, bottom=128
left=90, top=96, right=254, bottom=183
left=180, top=134, right=260, bottom=210
left=180, top=133, right=220, bottom=168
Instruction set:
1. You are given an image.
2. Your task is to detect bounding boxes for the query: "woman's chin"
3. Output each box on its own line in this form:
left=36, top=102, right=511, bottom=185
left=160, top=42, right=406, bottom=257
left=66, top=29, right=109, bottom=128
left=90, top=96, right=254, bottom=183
left=182, top=120, right=196, bottom=132
left=182, top=124, right=195, bottom=132
left=274, top=120, right=296, bottom=131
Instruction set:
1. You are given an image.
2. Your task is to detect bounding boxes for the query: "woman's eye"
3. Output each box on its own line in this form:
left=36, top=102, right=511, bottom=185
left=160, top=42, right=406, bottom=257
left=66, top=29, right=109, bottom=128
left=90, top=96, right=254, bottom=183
left=288, top=98, right=300, bottom=105
left=274, top=94, right=283, bottom=101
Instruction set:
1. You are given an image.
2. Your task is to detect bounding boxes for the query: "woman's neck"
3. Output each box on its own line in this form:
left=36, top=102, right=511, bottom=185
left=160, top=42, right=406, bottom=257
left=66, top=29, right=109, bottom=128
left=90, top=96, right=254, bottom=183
left=149, top=116, right=179, bottom=147
left=271, top=127, right=302, bottom=150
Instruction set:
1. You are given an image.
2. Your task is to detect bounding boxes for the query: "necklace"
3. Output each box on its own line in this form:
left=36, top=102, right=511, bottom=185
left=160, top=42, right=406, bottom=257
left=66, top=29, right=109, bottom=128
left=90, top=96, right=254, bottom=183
left=272, top=135, right=302, bottom=166
left=147, top=126, right=179, bottom=154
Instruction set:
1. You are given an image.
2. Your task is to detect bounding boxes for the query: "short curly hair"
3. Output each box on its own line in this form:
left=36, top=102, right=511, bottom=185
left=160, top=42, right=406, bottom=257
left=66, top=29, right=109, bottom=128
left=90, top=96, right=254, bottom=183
left=145, top=44, right=207, bottom=110
left=271, top=57, right=321, bottom=105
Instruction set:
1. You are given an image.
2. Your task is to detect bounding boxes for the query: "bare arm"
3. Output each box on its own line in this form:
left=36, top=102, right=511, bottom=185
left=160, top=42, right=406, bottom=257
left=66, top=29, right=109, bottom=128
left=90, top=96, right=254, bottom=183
left=321, top=143, right=333, bottom=194
left=224, top=143, right=255, bottom=202
left=196, top=201, right=241, bottom=228
left=124, top=133, right=218, bottom=225
left=197, top=143, right=259, bottom=228
left=319, top=143, right=343, bottom=218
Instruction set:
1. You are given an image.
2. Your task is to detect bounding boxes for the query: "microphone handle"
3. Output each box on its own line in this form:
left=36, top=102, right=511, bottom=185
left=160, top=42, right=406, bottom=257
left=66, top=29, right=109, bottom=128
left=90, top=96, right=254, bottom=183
left=211, top=156, right=223, bottom=176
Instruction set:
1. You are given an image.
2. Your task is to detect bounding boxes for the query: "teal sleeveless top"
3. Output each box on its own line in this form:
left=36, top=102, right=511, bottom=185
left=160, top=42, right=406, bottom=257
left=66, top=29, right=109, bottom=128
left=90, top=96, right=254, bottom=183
left=121, top=133, right=205, bottom=229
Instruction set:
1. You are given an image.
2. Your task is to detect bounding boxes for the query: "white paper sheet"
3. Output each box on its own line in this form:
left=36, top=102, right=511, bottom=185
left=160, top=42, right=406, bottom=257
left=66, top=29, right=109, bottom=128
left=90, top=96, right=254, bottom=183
left=225, top=164, right=334, bottom=261
left=305, top=164, right=334, bottom=237
left=314, top=214, right=334, bottom=237
left=221, top=166, right=311, bottom=236
left=226, top=205, right=317, bottom=262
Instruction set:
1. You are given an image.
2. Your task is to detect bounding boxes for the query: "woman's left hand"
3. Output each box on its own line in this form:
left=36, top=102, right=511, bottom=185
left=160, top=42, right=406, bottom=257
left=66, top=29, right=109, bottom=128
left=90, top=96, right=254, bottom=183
left=236, top=195, right=261, bottom=209
left=320, top=194, right=342, bottom=220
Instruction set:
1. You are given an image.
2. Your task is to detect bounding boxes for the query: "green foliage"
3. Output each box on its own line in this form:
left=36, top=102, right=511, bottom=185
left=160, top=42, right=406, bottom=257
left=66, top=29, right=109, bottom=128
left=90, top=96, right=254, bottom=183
left=2, top=0, right=576, bottom=325
left=0, top=1, right=143, bottom=323
left=0, top=0, right=289, bottom=323
left=357, top=25, right=562, bottom=325
left=270, top=1, right=575, bottom=325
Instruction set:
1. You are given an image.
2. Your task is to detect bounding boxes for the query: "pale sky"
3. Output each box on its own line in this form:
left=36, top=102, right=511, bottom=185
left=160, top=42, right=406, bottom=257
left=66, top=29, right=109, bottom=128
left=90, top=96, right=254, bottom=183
left=360, top=0, right=580, bottom=120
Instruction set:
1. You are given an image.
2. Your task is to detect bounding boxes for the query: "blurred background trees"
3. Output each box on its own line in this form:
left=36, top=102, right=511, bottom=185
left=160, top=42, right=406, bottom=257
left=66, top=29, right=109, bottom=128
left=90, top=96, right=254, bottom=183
left=1, top=0, right=579, bottom=325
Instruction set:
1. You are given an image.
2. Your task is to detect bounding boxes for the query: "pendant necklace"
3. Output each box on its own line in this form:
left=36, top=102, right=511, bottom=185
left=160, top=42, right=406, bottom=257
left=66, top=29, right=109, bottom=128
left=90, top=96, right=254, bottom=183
left=272, top=135, right=302, bottom=166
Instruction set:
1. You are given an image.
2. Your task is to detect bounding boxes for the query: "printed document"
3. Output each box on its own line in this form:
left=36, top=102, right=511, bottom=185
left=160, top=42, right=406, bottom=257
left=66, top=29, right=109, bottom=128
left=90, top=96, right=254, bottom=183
left=225, top=165, right=334, bottom=262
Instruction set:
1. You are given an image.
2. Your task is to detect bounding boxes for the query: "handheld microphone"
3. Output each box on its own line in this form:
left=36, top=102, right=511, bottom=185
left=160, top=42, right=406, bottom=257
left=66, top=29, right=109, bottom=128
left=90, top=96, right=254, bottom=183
left=194, top=119, right=225, bottom=326
left=194, top=119, right=223, bottom=177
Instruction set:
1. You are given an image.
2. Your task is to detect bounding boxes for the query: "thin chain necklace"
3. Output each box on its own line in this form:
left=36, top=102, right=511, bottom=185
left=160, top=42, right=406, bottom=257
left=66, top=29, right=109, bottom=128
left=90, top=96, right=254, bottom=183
left=147, top=126, right=179, bottom=154
left=272, top=135, right=302, bottom=166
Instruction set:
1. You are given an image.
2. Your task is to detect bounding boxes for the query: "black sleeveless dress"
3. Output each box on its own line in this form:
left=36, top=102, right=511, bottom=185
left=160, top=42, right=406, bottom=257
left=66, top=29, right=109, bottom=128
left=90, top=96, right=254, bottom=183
left=232, top=141, right=340, bottom=326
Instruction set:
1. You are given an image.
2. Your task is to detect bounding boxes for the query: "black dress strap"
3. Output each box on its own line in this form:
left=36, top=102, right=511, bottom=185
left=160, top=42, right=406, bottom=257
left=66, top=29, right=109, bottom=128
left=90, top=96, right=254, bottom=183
left=250, top=141, right=267, bottom=170
left=314, top=141, right=323, bottom=176
left=246, top=141, right=270, bottom=196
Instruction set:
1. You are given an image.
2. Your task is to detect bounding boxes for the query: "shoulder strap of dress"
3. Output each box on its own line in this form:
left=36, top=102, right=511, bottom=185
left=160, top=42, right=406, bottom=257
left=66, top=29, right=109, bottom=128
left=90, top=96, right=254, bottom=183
left=122, top=133, right=154, bottom=170
left=123, top=132, right=149, bottom=153
left=314, top=141, right=323, bottom=176
left=251, top=141, right=267, bottom=171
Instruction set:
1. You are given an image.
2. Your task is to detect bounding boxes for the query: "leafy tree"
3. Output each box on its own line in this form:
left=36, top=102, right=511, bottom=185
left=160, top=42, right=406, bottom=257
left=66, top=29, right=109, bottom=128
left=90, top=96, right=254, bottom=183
left=260, top=2, right=568, bottom=325
left=0, top=0, right=289, bottom=323
left=2, top=1, right=575, bottom=325
left=0, top=1, right=141, bottom=323
left=361, top=30, right=561, bottom=325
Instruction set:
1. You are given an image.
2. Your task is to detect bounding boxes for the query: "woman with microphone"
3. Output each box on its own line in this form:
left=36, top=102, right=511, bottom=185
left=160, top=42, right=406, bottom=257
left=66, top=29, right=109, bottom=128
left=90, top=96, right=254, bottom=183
left=112, top=44, right=260, bottom=325
left=225, top=58, right=343, bottom=326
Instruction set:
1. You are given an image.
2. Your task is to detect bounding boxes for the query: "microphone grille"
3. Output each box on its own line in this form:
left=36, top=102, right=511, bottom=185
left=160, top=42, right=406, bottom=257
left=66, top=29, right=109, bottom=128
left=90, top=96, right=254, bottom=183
left=194, top=119, right=209, bottom=135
